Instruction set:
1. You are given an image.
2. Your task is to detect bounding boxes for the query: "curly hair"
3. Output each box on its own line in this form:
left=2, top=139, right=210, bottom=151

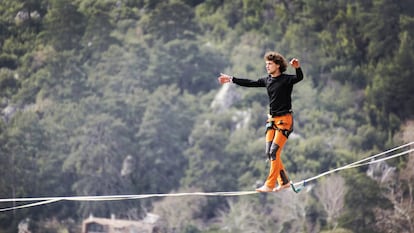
left=264, top=51, right=287, bottom=73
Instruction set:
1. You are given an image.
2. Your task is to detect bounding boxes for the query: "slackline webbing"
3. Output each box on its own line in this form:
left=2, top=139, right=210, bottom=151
left=1, top=141, right=413, bottom=212
left=0, top=191, right=258, bottom=212
left=292, top=141, right=414, bottom=187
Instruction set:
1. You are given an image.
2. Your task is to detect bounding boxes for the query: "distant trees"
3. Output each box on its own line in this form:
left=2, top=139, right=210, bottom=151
left=64, top=113, right=134, bottom=217
left=42, top=0, right=86, bottom=51
left=152, top=187, right=208, bottom=232
left=0, top=0, right=413, bottom=232
left=142, top=1, right=199, bottom=42
left=340, top=171, right=392, bottom=233
left=365, top=24, right=414, bottom=124
left=133, top=85, right=193, bottom=194
left=215, top=198, right=267, bottom=233
left=315, top=175, right=347, bottom=230
left=373, top=156, right=414, bottom=233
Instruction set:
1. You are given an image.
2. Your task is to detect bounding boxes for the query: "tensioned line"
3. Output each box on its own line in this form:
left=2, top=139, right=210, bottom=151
left=0, top=191, right=258, bottom=212
left=1, top=142, right=413, bottom=212
left=292, top=141, right=414, bottom=187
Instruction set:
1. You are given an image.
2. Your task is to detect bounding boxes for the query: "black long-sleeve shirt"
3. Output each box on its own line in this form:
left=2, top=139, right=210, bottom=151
left=232, top=68, right=303, bottom=116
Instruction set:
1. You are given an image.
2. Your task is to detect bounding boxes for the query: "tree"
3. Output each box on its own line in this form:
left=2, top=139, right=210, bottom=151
left=63, top=112, right=136, bottom=218
left=266, top=189, right=311, bottom=233
left=132, top=85, right=194, bottom=194
left=371, top=154, right=414, bottom=233
left=182, top=112, right=233, bottom=192
left=0, top=1, right=43, bottom=70
left=339, top=171, right=391, bottom=233
left=362, top=0, right=401, bottom=62
left=42, top=0, right=86, bottom=51
left=78, top=0, right=120, bottom=53
left=17, top=49, right=88, bottom=103
left=142, top=1, right=199, bottom=42
left=365, top=25, right=414, bottom=127
left=0, top=68, right=20, bottom=99
left=215, top=197, right=268, bottom=233
left=145, top=39, right=229, bottom=94
left=152, top=187, right=207, bottom=232
left=0, top=111, right=53, bottom=230
left=315, top=175, right=347, bottom=230
left=85, top=43, right=150, bottom=97
left=239, top=0, right=265, bottom=31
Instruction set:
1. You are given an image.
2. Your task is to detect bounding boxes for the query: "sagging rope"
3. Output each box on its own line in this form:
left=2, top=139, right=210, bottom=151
left=1, top=142, right=413, bottom=212
left=0, top=191, right=258, bottom=212
left=0, top=199, right=62, bottom=212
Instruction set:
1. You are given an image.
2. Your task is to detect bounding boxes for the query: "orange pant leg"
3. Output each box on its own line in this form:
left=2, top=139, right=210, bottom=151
left=264, top=114, right=293, bottom=188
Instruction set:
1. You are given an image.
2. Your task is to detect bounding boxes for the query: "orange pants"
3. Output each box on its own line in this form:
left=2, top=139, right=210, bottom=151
left=264, top=113, right=293, bottom=189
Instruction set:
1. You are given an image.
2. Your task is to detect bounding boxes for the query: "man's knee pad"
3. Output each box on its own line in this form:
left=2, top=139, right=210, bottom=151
left=265, top=141, right=272, bottom=159
left=281, top=129, right=292, bottom=138
left=269, top=143, right=280, bottom=161
left=280, top=170, right=289, bottom=185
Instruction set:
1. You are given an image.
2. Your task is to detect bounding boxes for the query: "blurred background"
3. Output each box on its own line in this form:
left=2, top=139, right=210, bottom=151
left=0, top=0, right=413, bottom=232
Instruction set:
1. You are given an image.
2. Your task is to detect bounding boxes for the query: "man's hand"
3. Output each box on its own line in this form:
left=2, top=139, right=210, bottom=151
left=290, top=58, right=300, bottom=68
left=218, top=73, right=232, bottom=84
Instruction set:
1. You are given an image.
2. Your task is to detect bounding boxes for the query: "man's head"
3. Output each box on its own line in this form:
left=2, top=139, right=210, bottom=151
left=264, top=52, right=287, bottom=73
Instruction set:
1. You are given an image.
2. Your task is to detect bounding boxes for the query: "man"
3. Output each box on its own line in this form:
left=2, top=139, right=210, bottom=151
left=217, top=51, right=303, bottom=192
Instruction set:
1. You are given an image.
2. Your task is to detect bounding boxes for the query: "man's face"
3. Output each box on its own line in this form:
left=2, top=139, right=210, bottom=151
left=265, top=60, right=279, bottom=75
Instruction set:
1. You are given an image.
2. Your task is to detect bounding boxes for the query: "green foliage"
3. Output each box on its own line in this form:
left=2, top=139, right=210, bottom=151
left=41, top=0, right=86, bottom=51
left=362, top=0, right=400, bottom=62
left=144, top=39, right=229, bottom=94
left=0, top=0, right=413, bottom=232
left=183, top=112, right=234, bottom=191
left=365, top=21, right=414, bottom=122
left=63, top=112, right=137, bottom=217
left=239, top=0, right=265, bottom=31
left=132, top=85, right=194, bottom=194
left=0, top=54, right=18, bottom=69
left=141, top=1, right=199, bottom=42
left=0, top=68, right=20, bottom=98
left=320, top=228, right=353, bottom=233
left=17, top=49, right=88, bottom=103
left=339, top=171, right=392, bottom=233
left=78, top=0, right=120, bottom=52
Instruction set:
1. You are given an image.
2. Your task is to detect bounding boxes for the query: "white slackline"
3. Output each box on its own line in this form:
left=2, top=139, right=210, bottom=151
left=1, top=142, right=413, bottom=212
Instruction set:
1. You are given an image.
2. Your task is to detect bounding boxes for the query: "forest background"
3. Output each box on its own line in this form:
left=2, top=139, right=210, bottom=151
left=0, top=0, right=414, bottom=233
